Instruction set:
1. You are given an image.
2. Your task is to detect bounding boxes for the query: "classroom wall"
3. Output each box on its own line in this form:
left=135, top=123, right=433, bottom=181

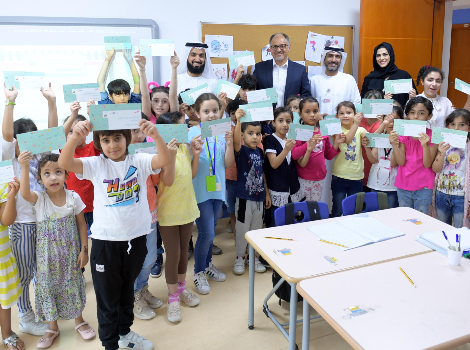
left=1, top=0, right=361, bottom=83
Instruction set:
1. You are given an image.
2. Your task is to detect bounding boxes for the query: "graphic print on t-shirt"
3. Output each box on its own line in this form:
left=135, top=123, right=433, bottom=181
left=102, top=166, right=141, bottom=207
left=345, top=137, right=357, bottom=161
left=244, top=153, right=264, bottom=196
left=438, top=147, right=466, bottom=195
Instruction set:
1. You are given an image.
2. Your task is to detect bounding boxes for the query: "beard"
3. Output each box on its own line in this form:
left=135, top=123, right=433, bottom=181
left=326, top=63, right=339, bottom=72
left=187, top=60, right=205, bottom=75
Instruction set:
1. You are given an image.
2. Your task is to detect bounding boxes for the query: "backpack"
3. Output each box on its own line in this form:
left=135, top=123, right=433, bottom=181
left=354, top=192, right=388, bottom=214
left=272, top=201, right=322, bottom=304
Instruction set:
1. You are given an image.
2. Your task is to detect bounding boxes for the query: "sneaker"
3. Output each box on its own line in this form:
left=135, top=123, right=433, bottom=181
left=19, top=310, right=49, bottom=336
left=118, top=331, right=154, bottom=350
left=133, top=291, right=156, bottom=320
left=141, top=284, right=163, bottom=309
left=205, top=262, right=226, bottom=281
left=167, top=301, right=182, bottom=323
left=258, top=255, right=271, bottom=268
left=150, top=254, right=163, bottom=278
left=254, top=257, right=266, bottom=273
left=226, top=220, right=233, bottom=233
left=212, top=245, right=223, bottom=255
left=193, top=271, right=210, bottom=295
left=233, top=256, right=245, bottom=275
left=179, top=289, right=200, bottom=307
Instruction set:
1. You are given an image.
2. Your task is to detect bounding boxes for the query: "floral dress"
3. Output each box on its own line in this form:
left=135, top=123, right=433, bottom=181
left=33, top=190, right=86, bottom=321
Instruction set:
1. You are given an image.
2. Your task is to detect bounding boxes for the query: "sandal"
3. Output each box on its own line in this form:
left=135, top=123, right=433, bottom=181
left=3, top=332, right=24, bottom=350
left=37, top=329, right=59, bottom=349
left=75, top=321, right=96, bottom=340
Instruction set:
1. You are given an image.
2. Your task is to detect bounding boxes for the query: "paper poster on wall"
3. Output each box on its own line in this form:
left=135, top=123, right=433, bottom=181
left=211, top=64, right=228, bottom=80
left=323, top=36, right=345, bottom=50
left=262, top=44, right=272, bottom=61
left=228, top=50, right=248, bottom=82
left=308, top=66, right=323, bottom=80
left=305, top=32, right=326, bottom=63
left=205, top=35, right=233, bottom=58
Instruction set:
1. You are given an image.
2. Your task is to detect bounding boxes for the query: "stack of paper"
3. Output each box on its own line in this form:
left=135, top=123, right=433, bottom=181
left=416, top=228, right=470, bottom=256
left=307, top=217, right=405, bottom=251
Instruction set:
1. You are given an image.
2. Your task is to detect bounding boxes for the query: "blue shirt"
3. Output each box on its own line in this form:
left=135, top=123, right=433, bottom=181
left=98, top=91, right=142, bottom=105
left=188, top=126, right=227, bottom=204
left=235, top=145, right=265, bottom=202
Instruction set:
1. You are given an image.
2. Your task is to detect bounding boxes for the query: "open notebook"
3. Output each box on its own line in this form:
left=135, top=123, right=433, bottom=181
left=307, top=217, right=405, bottom=251
left=416, top=228, right=470, bottom=256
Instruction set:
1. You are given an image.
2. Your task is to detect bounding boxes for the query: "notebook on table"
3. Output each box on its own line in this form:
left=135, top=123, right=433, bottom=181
left=416, top=228, right=470, bottom=256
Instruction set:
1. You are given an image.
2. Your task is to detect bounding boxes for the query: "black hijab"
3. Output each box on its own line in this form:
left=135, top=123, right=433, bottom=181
left=364, top=42, right=399, bottom=91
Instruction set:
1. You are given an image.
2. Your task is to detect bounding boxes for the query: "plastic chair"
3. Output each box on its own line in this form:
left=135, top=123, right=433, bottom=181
left=342, top=192, right=386, bottom=216
left=274, top=201, right=329, bottom=226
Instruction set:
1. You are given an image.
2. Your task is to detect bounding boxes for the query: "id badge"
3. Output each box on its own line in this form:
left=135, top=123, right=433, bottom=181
left=378, top=158, right=391, bottom=168
left=206, top=175, right=217, bottom=192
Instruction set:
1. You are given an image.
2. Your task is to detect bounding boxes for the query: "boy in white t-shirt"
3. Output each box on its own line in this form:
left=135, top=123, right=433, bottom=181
left=58, top=120, right=170, bottom=350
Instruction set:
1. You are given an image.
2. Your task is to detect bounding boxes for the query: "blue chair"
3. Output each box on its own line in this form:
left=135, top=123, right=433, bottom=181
left=341, top=192, right=388, bottom=216
left=274, top=201, right=329, bottom=226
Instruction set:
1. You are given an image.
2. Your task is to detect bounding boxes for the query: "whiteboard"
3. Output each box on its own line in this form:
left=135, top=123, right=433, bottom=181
left=0, top=17, right=159, bottom=130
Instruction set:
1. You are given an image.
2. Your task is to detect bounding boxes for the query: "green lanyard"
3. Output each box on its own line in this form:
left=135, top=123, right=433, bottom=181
left=205, top=136, right=217, bottom=176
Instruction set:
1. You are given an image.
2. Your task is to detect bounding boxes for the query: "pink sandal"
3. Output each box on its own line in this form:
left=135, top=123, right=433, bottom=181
left=37, top=329, right=59, bottom=349
left=75, top=322, right=96, bottom=340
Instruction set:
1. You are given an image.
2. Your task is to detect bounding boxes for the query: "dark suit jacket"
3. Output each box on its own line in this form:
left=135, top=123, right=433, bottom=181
left=253, top=59, right=311, bottom=105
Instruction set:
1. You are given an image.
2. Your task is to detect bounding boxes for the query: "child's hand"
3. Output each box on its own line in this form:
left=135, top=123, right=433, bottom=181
left=170, top=52, right=180, bottom=69
left=218, top=92, right=227, bottom=110
left=72, top=120, right=92, bottom=141
left=306, top=137, right=316, bottom=151
left=265, top=191, right=271, bottom=209
left=41, top=82, right=56, bottom=101
left=87, top=99, right=96, bottom=115
left=167, top=139, right=178, bottom=158
left=190, top=135, right=203, bottom=156
left=334, top=132, right=346, bottom=145
left=70, top=101, right=81, bottom=117
left=285, top=139, right=296, bottom=152
left=105, top=47, right=115, bottom=60
left=122, top=49, right=133, bottom=64
left=388, top=130, right=399, bottom=146
left=225, top=130, right=233, bottom=146
left=7, top=178, right=20, bottom=200
left=18, top=151, right=33, bottom=168
left=179, top=103, right=189, bottom=117
left=382, top=114, right=394, bottom=126
left=235, top=108, right=245, bottom=122
left=188, top=120, right=199, bottom=127
left=409, top=88, right=417, bottom=100
left=319, top=113, right=327, bottom=121
left=361, top=133, right=370, bottom=147
left=418, top=132, right=430, bottom=148
left=139, top=119, right=159, bottom=139
left=4, top=84, right=18, bottom=102
left=77, top=248, right=89, bottom=269
left=353, top=112, right=364, bottom=126
left=438, top=142, right=450, bottom=155
left=384, top=92, right=393, bottom=100
left=236, top=65, right=245, bottom=80
left=312, top=134, right=323, bottom=145
left=134, top=50, right=146, bottom=70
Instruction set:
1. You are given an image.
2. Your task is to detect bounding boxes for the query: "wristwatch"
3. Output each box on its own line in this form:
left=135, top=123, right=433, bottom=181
left=5, top=99, right=15, bottom=106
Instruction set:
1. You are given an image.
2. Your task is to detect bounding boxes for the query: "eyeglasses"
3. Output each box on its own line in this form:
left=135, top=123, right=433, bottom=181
left=270, top=44, right=288, bottom=51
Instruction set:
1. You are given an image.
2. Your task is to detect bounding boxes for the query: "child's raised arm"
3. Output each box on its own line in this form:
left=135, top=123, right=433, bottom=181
left=160, top=139, right=178, bottom=187
left=267, top=138, right=296, bottom=169
left=63, top=102, right=81, bottom=136
left=224, top=130, right=234, bottom=168
left=432, top=142, right=450, bottom=173
left=123, top=49, right=140, bottom=94
left=361, top=135, right=378, bottom=164
left=233, top=109, right=244, bottom=153
left=3, top=85, right=18, bottom=143
left=169, top=53, right=180, bottom=112
left=58, top=121, right=90, bottom=174
left=190, top=135, right=203, bottom=178
left=374, top=114, right=393, bottom=134
left=419, top=132, right=438, bottom=168
left=18, top=151, right=38, bottom=204
left=41, top=83, right=58, bottom=128
left=345, top=112, right=363, bottom=144
left=139, top=120, right=171, bottom=170
left=134, top=50, right=152, bottom=119
left=97, top=48, right=115, bottom=92
left=389, top=130, right=405, bottom=166
left=0, top=180, right=20, bottom=226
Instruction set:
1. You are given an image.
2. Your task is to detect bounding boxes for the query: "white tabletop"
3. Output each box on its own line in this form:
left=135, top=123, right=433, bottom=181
left=246, top=207, right=451, bottom=283
left=297, top=252, right=470, bottom=350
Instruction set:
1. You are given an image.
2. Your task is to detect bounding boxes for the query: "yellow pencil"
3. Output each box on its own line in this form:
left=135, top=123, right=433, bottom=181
left=264, top=237, right=294, bottom=241
left=319, top=239, right=348, bottom=248
left=399, top=267, right=416, bottom=288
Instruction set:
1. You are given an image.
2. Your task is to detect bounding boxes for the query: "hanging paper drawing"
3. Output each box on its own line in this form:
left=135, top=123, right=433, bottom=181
left=205, top=35, right=234, bottom=58
left=304, top=32, right=326, bottom=63
left=323, top=36, right=345, bottom=49
left=211, top=64, right=228, bottom=80
left=262, top=44, right=272, bottom=61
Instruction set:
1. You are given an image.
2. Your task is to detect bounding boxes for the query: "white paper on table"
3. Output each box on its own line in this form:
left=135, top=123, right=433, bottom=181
left=326, top=123, right=342, bottom=135
left=235, top=55, right=256, bottom=69
left=135, top=147, right=158, bottom=154
left=261, top=44, right=272, bottom=61
left=296, top=129, right=314, bottom=141
left=461, top=85, right=470, bottom=95
left=206, top=35, right=233, bottom=58
left=0, top=165, right=14, bottom=185
left=15, top=76, right=46, bottom=90
left=74, top=88, right=101, bottom=102
left=246, top=90, right=269, bottom=103
left=105, top=110, right=141, bottom=129
left=370, top=102, right=393, bottom=115
left=209, top=121, right=231, bottom=137
left=219, top=84, right=240, bottom=100
left=373, top=137, right=392, bottom=148
left=149, top=43, right=174, bottom=56
left=188, top=86, right=211, bottom=102
left=391, top=82, right=412, bottom=94
left=403, top=123, right=426, bottom=137
left=442, top=132, right=467, bottom=149
left=364, top=114, right=379, bottom=119
left=249, top=107, right=274, bottom=121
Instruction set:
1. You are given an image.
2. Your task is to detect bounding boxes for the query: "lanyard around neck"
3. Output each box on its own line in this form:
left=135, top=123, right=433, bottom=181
left=205, top=136, right=217, bottom=176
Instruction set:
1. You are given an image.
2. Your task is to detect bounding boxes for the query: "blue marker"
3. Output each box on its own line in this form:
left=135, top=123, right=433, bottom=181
left=442, top=231, right=452, bottom=249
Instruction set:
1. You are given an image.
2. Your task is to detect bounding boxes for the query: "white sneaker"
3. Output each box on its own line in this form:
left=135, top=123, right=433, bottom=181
left=233, top=257, right=246, bottom=275
left=226, top=220, right=233, bottom=233
left=134, top=291, right=156, bottom=320
left=18, top=310, right=49, bottom=336
left=141, top=284, right=163, bottom=309
left=179, top=289, right=200, bottom=307
left=167, top=301, right=182, bottom=323
left=205, top=262, right=226, bottom=282
left=193, top=271, right=210, bottom=295
left=118, top=331, right=153, bottom=350
left=254, top=257, right=266, bottom=273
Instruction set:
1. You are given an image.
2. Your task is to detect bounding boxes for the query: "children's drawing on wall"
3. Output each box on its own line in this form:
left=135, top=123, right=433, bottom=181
left=305, top=32, right=326, bottom=63
left=205, top=35, right=233, bottom=58
left=211, top=64, right=228, bottom=80
left=262, top=44, right=272, bottom=61
left=324, top=35, right=345, bottom=50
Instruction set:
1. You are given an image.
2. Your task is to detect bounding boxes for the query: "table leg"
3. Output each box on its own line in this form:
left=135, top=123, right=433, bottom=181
left=288, top=282, right=298, bottom=350
left=302, top=298, right=310, bottom=350
left=248, top=244, right=255, bottom=329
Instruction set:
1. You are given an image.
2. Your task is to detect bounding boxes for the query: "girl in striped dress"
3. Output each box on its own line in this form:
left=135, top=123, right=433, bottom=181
left=0, top=180, right=24, bottom=350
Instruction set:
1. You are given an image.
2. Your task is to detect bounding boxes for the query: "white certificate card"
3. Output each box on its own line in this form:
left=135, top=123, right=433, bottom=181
left=373, top=136, right=392, bottom=148
left=404, top=123, right=426, bottom=137
left=296, top=128, right=315, bottom=141
left=15, top=76, right=46, bottom=90
left=105, top=110, right=141, bottom=130
left=236, top=54, right=256, bottom=68
left=247, top=90, right=269, bottom=103
left=75, top=88, right=101, bottom=102
left=392, top=81, right=412, bottom=94
left=249, top=107, right=274, bottom=121
left=442, top=132, right=467, bottom=149
left=188, top=85, right=211, bottom=102
left=219, top=84, right=240, bottom=100
left=370, top=102, right=393, bottom=115
left=0, top=161, right=14, bottom=185
left=149, top=42, right=174, bottom=56
left=209, top=121, right=231, bottom=137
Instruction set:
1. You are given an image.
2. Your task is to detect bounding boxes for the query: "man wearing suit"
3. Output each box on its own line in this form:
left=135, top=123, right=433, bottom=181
left=253, top=33, right=311, bottom=106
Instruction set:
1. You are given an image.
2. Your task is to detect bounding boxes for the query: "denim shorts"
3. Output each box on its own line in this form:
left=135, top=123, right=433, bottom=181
left=435, top=190, right=465, bottom=228
left=226, top=179, right=237, bottom=214
left=397, top=188, right=432, bottom=215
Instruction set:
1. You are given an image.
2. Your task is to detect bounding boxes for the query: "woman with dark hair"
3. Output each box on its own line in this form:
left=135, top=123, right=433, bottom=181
left=361, top=42, right=417, bottom=108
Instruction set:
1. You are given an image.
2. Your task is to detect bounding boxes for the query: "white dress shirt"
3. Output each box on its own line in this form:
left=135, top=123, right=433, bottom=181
left=272, top=59, right=288, bottom=107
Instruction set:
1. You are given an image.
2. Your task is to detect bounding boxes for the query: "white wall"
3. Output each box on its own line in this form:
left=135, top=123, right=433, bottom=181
left=453, top=0, right=470, bottom=10
left=1, top=0, right=361, bottom=83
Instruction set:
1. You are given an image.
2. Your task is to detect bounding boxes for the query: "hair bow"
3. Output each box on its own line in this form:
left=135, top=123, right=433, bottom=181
left=148, top=81, right=171, bottom=93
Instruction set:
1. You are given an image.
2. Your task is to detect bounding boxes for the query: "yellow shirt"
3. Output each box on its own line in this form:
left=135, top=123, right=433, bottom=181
left=331, top=126, right=366, bottom=181
left=157, top=144, right=200, bottom=226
